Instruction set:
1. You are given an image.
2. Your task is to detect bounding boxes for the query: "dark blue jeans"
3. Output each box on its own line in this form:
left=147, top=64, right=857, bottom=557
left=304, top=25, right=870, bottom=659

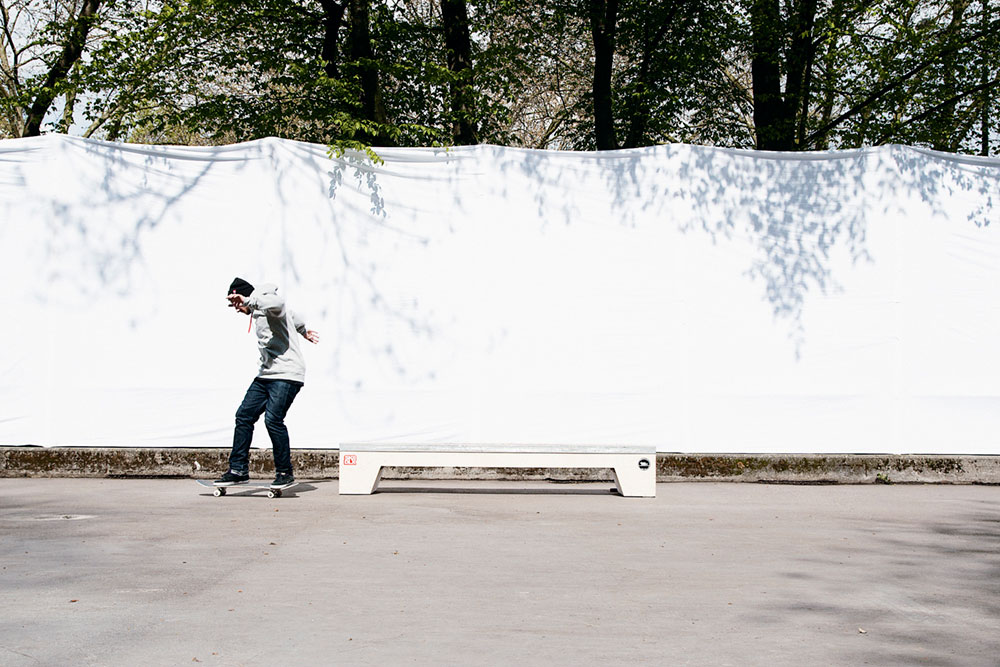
left=229, top=378, right=303, bottom=475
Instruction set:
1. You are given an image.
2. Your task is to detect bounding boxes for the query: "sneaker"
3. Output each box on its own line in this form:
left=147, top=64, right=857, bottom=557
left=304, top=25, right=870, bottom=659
left=271, top=472, right=295, bottom=488
left=214, top=470, right=250, bottom=486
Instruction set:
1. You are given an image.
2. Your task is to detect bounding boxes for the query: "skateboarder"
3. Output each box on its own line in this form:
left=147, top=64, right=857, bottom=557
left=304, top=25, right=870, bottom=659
left=215, top=277, right=320, bottom=488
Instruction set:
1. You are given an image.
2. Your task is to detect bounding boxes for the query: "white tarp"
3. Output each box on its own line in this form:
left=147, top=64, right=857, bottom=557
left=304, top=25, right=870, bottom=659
left=1, top=134, right=998, bottom=453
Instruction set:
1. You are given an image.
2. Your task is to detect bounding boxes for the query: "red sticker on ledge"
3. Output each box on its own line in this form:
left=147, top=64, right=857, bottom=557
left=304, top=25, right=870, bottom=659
left=343, top=454, right=357, bottom=465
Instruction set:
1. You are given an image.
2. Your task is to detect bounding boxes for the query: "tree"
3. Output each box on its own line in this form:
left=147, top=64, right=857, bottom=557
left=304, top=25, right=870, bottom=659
left=613, top=0, right=740, bottom=148
left=318, top=0, right=346, bottom=79
left=74, top=0, right=426, bottom=147
left=749, top=0, right=817, bottom=150
left=980, top=0, right=992, bottom=155
left=441, top=0, right=476, bottom=144
left=742, top=0, right=1000, bottom=151
left=346, top=0, right=386, bottom=143
left=483, top=0, right=738, bottom=150
left=588, top=0, right=618, bottom=149
left=1, top=0, right=111, bottom=138
left=3, top=0, right=994, bottom=156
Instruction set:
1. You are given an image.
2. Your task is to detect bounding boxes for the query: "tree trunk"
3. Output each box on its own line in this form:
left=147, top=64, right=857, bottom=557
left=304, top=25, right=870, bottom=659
left=60, top=89, right=77, bottom=133
left=441, top=0, right=477, bottom=144
left=318, top=0, right=346, bottom=79
left=812, top=0, right=847, bottom=149
left=785, top=0, right=818, bottom=146
left=622, top=30, right=651, bottom=150
left=348, top=0, right=387, bottom=144
left=589, top=0, right=619, bottom=150
left=935, top=0, right=970, bottom=151
left=981, top=0, right=991, bottom=156
left=22, top=0, right=102, bottom=137
left=750, top=0, right=790, bottom=150
left=0, top=2, right=25, bottom=135
left=622, top=4, right=679, bottom=149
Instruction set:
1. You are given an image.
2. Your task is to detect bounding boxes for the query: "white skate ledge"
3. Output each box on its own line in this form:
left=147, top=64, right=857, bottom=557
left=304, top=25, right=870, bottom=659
left=337, top=443, right=656, bottom=497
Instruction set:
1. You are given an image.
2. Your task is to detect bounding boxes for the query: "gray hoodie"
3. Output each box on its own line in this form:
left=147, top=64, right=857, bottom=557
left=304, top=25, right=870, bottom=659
left=244, top=283, right=308, bottom=383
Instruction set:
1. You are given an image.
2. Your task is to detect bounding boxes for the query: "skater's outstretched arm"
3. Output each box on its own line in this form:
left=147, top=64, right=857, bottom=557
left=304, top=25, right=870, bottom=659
left=290, top=310, right=319, bottom=344
left=229, top=289, right=317, bottom=343
left=245, top=289, right=284, bottom=315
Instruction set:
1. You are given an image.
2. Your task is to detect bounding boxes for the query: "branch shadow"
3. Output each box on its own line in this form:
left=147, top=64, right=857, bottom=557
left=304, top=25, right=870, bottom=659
left=591, top=143, right=998, bottom=355
left=27, top=137, right=251, bottom=325
left=759, top=501, right=1000, bottom=665
left=285, top=141, right=445, bottom=391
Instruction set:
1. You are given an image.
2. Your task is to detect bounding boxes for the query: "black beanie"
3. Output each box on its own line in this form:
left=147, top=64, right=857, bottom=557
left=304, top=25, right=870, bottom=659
left=228, top=277, right=254, bottom=297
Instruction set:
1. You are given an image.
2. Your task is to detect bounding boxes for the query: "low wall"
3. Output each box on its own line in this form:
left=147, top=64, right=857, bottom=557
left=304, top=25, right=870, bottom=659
left=2, top=447, right=999, bottom=484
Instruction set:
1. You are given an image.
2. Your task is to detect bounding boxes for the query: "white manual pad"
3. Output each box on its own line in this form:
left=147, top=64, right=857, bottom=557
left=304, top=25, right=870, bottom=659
left=337, top=444, right=656, bottom=497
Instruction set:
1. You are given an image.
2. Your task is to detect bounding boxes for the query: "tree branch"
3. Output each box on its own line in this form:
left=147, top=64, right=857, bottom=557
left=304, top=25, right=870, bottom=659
left=22, top=0, right=102, bottom=136
left=873, top=76, right=1000, bottom=145
left=803, top=19, right=1000, bottom=147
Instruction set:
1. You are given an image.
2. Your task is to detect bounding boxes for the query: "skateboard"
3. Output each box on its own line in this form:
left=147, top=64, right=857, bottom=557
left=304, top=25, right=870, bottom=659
left=196, top=480, right=299, bottom=498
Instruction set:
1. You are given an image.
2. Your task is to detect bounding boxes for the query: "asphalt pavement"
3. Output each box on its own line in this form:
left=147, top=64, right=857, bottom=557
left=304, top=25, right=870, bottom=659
left=1, top=478, right=998, bottom=666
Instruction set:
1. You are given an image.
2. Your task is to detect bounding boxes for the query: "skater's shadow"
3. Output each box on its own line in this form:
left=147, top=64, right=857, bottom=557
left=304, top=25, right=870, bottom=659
left=279, top=482, right=320, bottom=498
left=196, top=481, right=326, bottom=498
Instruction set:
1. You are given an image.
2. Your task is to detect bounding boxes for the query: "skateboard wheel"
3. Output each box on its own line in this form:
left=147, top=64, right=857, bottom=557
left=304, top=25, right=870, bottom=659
left=213, top=487, right=226, bottom=497
left=267, top=490, right=276, bottom=499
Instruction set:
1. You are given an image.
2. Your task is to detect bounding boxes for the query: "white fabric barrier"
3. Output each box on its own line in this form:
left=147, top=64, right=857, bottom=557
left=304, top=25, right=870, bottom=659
left=1, top=135, right=998, bottom=453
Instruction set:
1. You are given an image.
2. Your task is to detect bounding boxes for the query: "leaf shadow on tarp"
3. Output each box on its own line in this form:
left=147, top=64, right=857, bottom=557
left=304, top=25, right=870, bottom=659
left=490, top=145, right=586, bottom=230
left=596, top=143, right=999, bottom=356
left=484, top=143, right=878, bottom=355
left=371, top=142, right=999, bottom=366
left=672, top=146, right=877, bottom=354
left=892, top=146, right=1000, bottom=230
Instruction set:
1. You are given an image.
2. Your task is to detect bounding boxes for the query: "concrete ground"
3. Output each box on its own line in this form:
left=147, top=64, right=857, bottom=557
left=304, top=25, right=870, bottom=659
left=1, top=479, right=998, bottom=666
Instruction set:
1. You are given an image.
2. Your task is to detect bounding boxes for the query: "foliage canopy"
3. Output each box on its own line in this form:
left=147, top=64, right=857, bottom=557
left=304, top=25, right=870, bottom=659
left=0, top=0, right=996, bottom=154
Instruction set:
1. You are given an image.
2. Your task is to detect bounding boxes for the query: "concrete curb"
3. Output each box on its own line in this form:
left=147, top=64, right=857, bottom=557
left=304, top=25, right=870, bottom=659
left=1, top=447, right=999, bottom=484
left=655, top=453, right=1000, bottom=484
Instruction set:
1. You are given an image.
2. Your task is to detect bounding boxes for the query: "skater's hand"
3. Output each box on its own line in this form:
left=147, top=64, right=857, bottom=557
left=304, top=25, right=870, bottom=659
left=227, top=292, right=249, bottom=313
left=304, top=330, right=320, bottom=344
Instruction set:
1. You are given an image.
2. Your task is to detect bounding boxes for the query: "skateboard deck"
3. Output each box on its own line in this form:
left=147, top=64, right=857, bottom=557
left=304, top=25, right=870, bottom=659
left=196, top=480, right=299, bottom=498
